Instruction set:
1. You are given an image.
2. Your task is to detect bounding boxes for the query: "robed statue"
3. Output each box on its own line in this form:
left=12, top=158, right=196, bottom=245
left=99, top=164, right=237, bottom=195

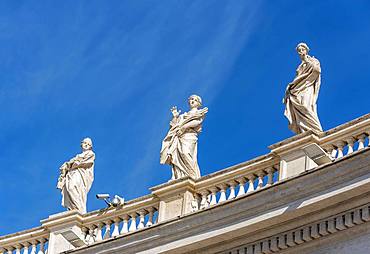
left=160, top=95, right=208, bottom=180
left=283, top=42, right=323, bottom=134
left=57, top=138, right=95, bottom=214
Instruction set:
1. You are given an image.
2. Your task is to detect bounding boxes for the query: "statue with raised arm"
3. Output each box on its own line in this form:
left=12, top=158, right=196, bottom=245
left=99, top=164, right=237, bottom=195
left=160, top=95, right=208, bottom=180
left=283, top=42, right=323, bottom=134
left=57, top=137, right=95, bottom=214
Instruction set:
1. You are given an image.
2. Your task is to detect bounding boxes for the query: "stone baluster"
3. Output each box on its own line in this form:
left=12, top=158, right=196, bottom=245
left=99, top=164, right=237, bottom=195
left=111, top=218, right=121, bottom=237
left=357, top=134, right=367, bottom=150
left=328, top=145, right=337, bottom=159
left=137, top=210, right=146, bottom=229
left=209, top=187, right=218, bottom=205
left=266, top=167, right=275, bottom=187
left=246, top=175, right=255, bottom=193
left=217, top=184, right=228, bottom=203
left=120, top=215, right=129, bottom=234
left=103, top=221, right=112, bottom=239
left=23, top=243, right=30, bottom=254
left=367, top=132, right=370, bottom=147
left=95, top=223, right=103, bottom=241
left=227, top=181, right=237, bottom=200
left=146, top=207, right=155, bottom=227
left=14, top=244, right=21, bottom=254
left=86, top=226, right=96, bottom=244
left=256, top=172, right=264, bottom=190
left=0, top=248, right=4, bottom=254
left=236, top=178, right=246, bottom=197
left=128, top=213, right=137, bottom=232
left=335, top=142, right=345, bottom=158
left=30, top=241, right=37, bottom=254
left=37, top=239, right=45, bottom=254
left=5, top=247, right=13, bottom=254
left=199, top=190, right=210, bottom=209
left=346, top=138, right=355, bottom=154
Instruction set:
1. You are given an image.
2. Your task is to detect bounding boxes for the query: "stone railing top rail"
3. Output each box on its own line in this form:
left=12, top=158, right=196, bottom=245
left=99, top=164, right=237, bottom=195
left=320, top=113, right=370, bottom=144
left=322, top=113, right=370, bottom=136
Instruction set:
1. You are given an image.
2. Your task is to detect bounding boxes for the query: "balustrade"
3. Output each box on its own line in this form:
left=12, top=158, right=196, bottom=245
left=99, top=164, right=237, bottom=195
left=1, top=113, right=368, bottom=254
left=82, top=204, right=159, bottom=244
left=195, top=165, right=279, bottom=209
left=0, top=228, right=48, bottom=254
left=322, top=133, right=369, bottom=160
left=320, top=114, right=370, bottom=160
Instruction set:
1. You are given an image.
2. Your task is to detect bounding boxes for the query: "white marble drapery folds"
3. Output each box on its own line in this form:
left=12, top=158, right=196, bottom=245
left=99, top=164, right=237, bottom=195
left=284, top=43, right=323, bottom=134
left=160, top=95, right=208, bottom=180
left=57, top=138, right=95, bottom=214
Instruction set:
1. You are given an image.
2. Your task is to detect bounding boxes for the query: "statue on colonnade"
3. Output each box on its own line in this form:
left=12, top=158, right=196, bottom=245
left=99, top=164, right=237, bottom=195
left=160, top=95, right=208, bottom=180
left=283, top=42, right=323, bottom=134
left=57, top=137, right=95, bottom=214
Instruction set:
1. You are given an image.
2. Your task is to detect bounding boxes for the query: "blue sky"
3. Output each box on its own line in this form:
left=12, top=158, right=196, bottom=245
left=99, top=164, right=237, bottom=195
left=0, top=1, right=369, bottom=235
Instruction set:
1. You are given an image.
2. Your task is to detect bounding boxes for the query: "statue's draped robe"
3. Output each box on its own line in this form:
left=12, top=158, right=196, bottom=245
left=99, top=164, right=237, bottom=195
left=160, top=108, right=208, bottom=180
left=284, top=56, right=323, bottom=134
left=60, top=150, right=95, bottom=214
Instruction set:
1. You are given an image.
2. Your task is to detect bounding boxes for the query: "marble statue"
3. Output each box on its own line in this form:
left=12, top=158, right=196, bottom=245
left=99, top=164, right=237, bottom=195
left=57, top=138, right=95, bottom=214
left=160, top=95, right=208, bottom=180
left=283, top=42, right=323, bottom=134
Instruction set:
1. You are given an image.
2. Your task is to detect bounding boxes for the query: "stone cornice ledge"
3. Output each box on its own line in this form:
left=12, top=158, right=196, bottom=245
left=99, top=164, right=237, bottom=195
left=66, top=148, right=370, bottom=254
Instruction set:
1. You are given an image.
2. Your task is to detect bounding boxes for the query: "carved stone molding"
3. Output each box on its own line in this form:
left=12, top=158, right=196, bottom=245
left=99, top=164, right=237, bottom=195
left=223, top=204, right=370, bottom=254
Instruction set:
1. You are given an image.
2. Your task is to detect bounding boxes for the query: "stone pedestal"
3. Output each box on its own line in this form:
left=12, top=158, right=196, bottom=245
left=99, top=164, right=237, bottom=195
left=41, top=211, right=86, bottom=254
left=269, top=132, right=332, bottom=180
left=150, top=177, right=197, bottom=223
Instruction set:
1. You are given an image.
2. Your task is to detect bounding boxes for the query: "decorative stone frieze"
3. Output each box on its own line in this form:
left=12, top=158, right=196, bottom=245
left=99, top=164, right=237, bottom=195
left=224, top=204, right=370, bottom=254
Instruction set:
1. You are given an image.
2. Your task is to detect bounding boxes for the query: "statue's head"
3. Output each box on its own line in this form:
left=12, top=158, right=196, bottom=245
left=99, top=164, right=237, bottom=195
left=296, top=42, right=309, bottom=59
left=188, top=94, right=202, bottom=109
left=81, top=137, right=93, bottom=151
